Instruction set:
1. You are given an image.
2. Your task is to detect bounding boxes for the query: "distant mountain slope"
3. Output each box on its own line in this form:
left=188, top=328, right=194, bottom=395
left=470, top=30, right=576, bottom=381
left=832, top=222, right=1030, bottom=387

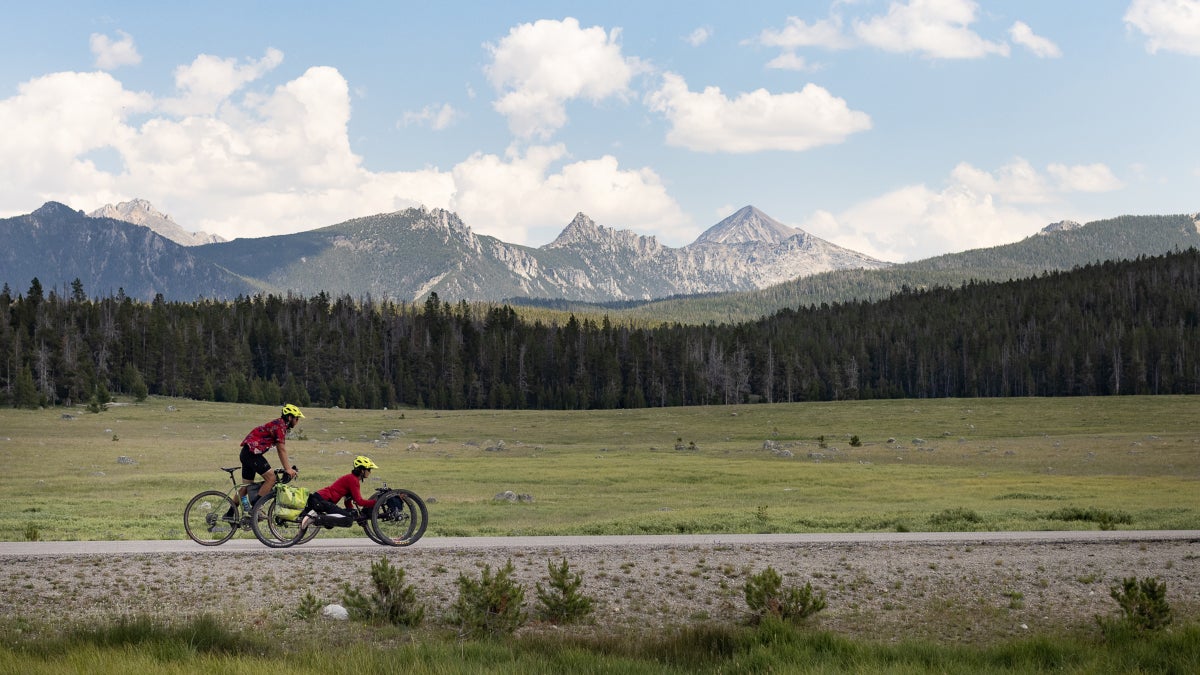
left=193, top=208, right=568, bottom=301
left=0, top=202, right=262, bottom=300
left=534, top=213, right=1200, bottom=324
left=193, top=205, right=891, bottom=302
left=88, top=198, right=225, bottom=246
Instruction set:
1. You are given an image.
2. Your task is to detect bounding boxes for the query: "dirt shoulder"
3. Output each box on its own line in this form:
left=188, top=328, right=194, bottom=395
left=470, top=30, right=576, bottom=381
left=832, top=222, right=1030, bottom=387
left=3, top=537, right=1198, bottom=644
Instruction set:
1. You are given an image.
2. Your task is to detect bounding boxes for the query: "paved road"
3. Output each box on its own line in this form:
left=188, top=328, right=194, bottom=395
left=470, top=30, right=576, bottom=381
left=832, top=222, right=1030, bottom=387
left=2, top=530, right=1197, bottom=556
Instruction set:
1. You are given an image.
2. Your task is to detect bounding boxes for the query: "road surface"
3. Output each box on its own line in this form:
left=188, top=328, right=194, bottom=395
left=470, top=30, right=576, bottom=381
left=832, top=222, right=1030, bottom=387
left=2, top=529, right=1197, bottom=556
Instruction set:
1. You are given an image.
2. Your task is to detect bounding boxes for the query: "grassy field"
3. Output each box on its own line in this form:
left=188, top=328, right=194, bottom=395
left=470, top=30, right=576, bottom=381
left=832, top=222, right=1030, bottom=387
left=4, top=613, right=1200, bottom=674
left=1, top=395, right=1197, bottom=541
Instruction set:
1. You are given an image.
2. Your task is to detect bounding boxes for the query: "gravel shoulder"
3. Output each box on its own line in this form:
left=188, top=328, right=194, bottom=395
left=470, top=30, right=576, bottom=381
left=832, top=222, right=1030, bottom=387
left=3, top=533, right=1198, bottom=644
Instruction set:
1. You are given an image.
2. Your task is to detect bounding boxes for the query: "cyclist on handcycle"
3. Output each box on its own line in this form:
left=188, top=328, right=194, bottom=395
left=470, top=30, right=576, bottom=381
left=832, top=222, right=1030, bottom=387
left=299, top=455, right=379, bottom=534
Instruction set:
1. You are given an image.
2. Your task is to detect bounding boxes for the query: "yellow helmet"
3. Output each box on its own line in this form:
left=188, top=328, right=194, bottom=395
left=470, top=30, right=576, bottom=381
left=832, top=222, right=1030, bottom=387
left=353, top=455, right=378, bottom=470
left=281, top=403, right=305, bottom=419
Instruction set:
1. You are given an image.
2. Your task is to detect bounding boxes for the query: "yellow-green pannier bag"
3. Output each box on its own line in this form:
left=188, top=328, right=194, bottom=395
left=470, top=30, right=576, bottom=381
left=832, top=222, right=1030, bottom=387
left=275, top=483, right=309, bottom=521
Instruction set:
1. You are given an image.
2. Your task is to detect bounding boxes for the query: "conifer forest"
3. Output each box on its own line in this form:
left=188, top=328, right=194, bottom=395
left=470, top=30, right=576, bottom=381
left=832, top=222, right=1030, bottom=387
left=2, top=250, right=1198, bottom=410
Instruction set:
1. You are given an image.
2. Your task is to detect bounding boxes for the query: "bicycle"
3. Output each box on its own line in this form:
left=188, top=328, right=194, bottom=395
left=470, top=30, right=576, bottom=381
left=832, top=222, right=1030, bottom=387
left=183, top=465, right=301, bottom=546
left=262, top=483, right=428, bottom=548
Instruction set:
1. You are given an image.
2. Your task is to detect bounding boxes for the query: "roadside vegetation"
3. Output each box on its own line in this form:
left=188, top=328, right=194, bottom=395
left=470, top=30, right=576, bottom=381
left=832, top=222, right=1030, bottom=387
left=2, top=574, right=1197, bottom=674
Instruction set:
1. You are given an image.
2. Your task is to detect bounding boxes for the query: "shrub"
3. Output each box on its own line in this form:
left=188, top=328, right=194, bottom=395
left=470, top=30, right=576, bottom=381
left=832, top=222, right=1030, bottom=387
left=295, top=591, right=323, bottom=621
left=1098, top=576, right=1172, bottom=637
left=928, top=507, right=983, bottom=528
left=450, top=559, right=526, bottom=637
left=744, top=566, right=826, bottom=624
left=23, top=523, right=39, bottom=542
left=535, top=558, right=595, bottom=624
left=341, top=555, right=424, bottom=626
left=1044, top=507, right=1132, bottom=530
left=849, top=435, right=862, bottom=447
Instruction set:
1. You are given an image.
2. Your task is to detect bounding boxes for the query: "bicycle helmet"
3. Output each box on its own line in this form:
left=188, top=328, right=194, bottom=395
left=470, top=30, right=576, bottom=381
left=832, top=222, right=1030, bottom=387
left=281, top=403, right=305, bottom=419
left=353, top=455, right=378, bottom=470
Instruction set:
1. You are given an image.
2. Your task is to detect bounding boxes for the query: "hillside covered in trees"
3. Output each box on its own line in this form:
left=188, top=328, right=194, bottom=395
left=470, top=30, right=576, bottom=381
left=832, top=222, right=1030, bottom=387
left=2, top=249, right=1198, bottom=410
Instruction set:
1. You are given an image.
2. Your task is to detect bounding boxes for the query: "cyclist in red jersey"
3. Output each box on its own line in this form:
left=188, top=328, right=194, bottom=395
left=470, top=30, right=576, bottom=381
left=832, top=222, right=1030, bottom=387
left=299, top=455, right=379, bottom=531
left=238, top=404, right=303, bottom=510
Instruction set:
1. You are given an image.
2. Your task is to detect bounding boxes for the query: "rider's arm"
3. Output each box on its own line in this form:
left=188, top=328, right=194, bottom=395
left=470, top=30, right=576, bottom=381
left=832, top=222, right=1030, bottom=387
left=277, top=442, right=297, bottom=477
left=347, top=478, right=377, bottom=509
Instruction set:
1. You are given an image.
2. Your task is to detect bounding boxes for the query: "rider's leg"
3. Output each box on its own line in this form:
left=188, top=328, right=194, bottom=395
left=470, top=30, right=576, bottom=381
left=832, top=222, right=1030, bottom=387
left=239, top=445, right=269, bottom=503
left=258, top=469, right=277, bottom=499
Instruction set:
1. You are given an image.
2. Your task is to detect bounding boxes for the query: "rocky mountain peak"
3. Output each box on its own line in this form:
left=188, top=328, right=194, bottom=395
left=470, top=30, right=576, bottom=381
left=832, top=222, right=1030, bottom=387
left=31, top=202, right=80, bottom=219
left=88, top=198, right=225, bottom=246
left=692, top=205, right=800, bottom=246
left=544, top=212, right=663, bottom=258
left=546, top=213, right=599, bottom=247
left=1039, top=220, right=1083, bottom=235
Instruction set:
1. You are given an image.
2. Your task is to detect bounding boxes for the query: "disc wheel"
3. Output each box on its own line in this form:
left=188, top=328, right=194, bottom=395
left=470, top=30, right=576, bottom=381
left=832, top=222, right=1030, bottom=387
left=370, top=489, right=427, bottom=546
left=184, top=490, right=238, bottom=546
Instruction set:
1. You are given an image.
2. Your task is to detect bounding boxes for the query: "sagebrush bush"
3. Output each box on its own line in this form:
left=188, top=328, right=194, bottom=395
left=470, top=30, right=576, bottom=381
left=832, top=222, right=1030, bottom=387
left=450, top=559, right=526, bottom=637
left=341, top=556, right=424, bottom=627
left=535, top=558, right=594, bottom=624
left=744, top=566, right=826, bottom=624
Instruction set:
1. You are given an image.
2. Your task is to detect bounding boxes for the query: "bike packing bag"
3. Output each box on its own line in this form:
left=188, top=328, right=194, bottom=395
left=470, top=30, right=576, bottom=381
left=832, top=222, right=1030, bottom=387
left=276, top=483, right=310, bottom=510
left=275, top=505, right=304, bottom=522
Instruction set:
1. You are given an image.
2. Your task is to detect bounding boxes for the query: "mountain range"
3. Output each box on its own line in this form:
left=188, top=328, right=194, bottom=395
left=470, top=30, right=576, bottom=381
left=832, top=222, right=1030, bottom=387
left=0, top=201, right=887, bottom=303
left=2, top=200, right=1197, bottom=320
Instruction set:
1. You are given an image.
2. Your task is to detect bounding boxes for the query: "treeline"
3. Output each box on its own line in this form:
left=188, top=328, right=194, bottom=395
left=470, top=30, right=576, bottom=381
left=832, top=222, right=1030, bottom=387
left=2, top=249, right=1198, bottom=410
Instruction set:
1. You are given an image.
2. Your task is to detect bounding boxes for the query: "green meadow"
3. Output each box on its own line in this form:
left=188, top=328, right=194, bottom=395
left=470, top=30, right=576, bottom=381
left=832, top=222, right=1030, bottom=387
left=1, top=395, right=1197, bottom=541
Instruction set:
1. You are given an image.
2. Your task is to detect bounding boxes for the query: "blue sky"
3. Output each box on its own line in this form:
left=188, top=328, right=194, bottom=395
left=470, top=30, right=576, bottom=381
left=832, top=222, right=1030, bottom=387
left=1, top=1, right=1197, bottom=262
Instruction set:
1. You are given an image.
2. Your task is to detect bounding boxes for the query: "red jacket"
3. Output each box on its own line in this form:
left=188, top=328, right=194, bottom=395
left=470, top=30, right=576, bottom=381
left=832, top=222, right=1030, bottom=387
left=317, top=474, right=376, bottom=509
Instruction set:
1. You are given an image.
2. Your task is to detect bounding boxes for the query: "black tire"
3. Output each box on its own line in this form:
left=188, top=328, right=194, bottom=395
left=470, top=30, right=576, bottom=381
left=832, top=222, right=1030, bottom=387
left=184, top=490, right=238, bottom=546
left=361, top=488, right=391, bottom=544
left=360, top=509, right=386, bottom=544
left=370, top=489, right=427, bottom=546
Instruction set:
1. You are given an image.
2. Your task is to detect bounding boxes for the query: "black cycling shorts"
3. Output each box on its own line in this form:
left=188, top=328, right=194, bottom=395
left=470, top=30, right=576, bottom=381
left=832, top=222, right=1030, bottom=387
left=239, top=444, right=271, bottom=481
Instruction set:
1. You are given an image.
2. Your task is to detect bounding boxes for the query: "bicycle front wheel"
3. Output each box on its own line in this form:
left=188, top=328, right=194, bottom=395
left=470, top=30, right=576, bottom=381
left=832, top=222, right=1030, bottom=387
left=370, top=489, right=428, bottom=546
left=252, top=494, right=320, bottom=547
left=184, top=490, right=238, bottom=546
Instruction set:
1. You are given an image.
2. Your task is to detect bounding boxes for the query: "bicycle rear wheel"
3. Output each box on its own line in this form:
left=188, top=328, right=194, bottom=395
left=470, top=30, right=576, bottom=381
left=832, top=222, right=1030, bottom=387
left=184, top=490, right=238, bottom=546
left=370, top=489, right=428, bottom=546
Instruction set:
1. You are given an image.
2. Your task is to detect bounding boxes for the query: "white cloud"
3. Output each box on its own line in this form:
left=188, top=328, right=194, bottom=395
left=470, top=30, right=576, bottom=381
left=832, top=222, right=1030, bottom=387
left=1047, top=163, right=1125, bottom=192
left=0, top=46, right=689, bottom=246
left=0, top=71, right=153, bottom=211
left=645, top=72, right=871, bottom=153
left=485, top=17, right=642, bottom=140
left=853, top=0, right=1010, bottom=59
left=757, top=15, right=854, bottom=50
left=685, top=27, right=712, bottom=47
left=802, top=158, right=1122, bottom=262
left=1009, top=21, right=1062, bottom=58
left=1124, top=0, right=1200, bottom=55
left=765, top=52, right=814, bottom=71
left=950, top=158, right=1054, bottom=204
left=449, top=145, right=691, bottom=245
left=90, top=30, right=141, bottom=70
left=160, top=49, right=284, bottom=116
left=401, top=103, right=461, bottom=130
